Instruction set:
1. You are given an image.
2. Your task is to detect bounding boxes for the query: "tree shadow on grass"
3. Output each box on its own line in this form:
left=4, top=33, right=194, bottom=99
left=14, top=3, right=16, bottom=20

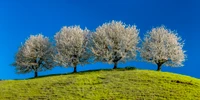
left=20, top=66, right=137, bottom=80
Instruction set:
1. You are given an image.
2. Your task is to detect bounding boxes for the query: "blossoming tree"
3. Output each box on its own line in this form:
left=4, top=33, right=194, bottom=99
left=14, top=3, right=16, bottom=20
left=12, top=34, right=55, bottom=77
left=54, top=26, right=90, bottom=73
left=140, top=26, right=186, bottom=71
left=91, top=21, right=139, bottom=69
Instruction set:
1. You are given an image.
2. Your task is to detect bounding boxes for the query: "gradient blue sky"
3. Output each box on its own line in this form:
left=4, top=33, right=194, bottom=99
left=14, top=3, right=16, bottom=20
left=0, top=0, right=199, bottom=79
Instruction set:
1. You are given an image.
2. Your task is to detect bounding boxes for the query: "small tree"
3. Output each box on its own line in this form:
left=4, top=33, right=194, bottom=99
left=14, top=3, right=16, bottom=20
left=91, top=21, right=139, bottom=69
left=54, top=26, right=90, bottom=73
left=12, top=34, right=55, bottom=77
left=140, top=26, right=186, bottom=71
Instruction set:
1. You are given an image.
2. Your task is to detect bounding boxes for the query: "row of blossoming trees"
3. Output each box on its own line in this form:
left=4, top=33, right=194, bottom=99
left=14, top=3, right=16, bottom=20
left=12, top=21, right=186, bottom=77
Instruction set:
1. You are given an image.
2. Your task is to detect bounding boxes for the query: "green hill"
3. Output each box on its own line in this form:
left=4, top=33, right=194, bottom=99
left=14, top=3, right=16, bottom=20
left=0, top=69, right=200, bottom=100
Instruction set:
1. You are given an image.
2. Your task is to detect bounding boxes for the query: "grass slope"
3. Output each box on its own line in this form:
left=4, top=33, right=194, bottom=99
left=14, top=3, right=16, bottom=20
left=0, top=69, right=200, bottom=100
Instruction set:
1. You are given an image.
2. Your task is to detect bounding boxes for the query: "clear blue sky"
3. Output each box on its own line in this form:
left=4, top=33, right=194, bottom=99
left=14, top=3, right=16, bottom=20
left=0, top=0, right=199, bottom=79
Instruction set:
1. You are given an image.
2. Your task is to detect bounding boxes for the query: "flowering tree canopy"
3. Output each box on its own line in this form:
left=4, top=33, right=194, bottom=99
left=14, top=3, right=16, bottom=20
left=12, top=34, right=55, bottom=77
left=54, top=26, right=90, bottom=73
left=140, top=26, right=186, bottom=71
left=91, top=21, right=139, bottom=69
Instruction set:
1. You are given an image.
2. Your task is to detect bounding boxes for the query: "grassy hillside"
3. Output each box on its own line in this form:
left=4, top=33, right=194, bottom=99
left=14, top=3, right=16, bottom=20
left=0, top=69, right=200, bottom=100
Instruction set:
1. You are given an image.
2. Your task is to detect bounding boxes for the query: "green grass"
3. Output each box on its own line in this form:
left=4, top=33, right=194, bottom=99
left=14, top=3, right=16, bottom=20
left=0, top=68, right=200, bottom=100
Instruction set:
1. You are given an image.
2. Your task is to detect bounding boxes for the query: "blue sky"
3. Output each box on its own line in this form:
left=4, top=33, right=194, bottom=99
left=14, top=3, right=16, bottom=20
left=0, top=0, right=199, bottom=79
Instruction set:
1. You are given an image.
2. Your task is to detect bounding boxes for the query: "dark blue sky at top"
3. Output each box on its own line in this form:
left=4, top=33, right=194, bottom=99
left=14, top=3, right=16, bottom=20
left=0, top=0, right=199, bottom=79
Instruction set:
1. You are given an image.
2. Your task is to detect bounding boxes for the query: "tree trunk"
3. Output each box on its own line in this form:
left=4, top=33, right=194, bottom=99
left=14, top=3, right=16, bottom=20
left=34, top=71, right=38, bottom=78
left=113, top=62, right=118, bottom=69
left=73, top=64, right=77, bottom=73
left=157, top=63, right=162, bottom=71
left=74, top=67, right=77, bottom=73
